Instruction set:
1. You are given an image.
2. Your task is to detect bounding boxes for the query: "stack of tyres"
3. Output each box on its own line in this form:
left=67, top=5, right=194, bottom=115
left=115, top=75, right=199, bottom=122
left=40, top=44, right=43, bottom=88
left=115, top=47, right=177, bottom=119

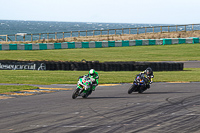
left=92, top=61, right=100, bottom=71
left=179, top=63, right=184, bottom=70
left=70, top=62, right=76, bottom=70
left=82, top=62, right=89, bottom=71
left=169, top=63, right=173, bottom=71
left=44, top=61, right=50, bottom=70
left=87, top=61, right=94, bottom=70
left=56, top=62, right=62, bottom=70
left=49, top=61, right=56, bottom=70
left=0, top=60, right=184, bottom=71
left=99, top=63, right=105, bottom=71
left=172, top=63, right=178, bottom=71
left=71, top=62, right=84, bottom=71
left=134, top=62, right=144, bottom=71
left=75, top=62, right=83, bottom=71
left=155, top=63, right=160, bottom=71
left=159, top=63, right=165, bottom=71
left=63, top=62, right=71, bottom=70
left=115, top=63, right=121, bottom=71
left=104, top=63, right=110, bottom=71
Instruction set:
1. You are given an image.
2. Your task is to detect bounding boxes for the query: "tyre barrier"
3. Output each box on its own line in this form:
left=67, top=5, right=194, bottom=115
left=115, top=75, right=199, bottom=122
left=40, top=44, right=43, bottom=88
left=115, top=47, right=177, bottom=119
left=0, top=60, right=183, bottom=71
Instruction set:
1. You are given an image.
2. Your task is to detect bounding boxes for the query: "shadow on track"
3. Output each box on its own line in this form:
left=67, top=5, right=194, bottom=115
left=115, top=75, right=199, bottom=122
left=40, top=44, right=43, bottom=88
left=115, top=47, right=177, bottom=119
left=132, top=91, right=191, bottom=94
left=74, top=96, right=135, bottom=99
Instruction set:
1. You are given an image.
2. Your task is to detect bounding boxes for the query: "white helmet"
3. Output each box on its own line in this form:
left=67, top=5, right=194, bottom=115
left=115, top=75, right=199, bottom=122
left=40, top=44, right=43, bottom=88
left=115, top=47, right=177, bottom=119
left=89, top=69, right=95, bottom=78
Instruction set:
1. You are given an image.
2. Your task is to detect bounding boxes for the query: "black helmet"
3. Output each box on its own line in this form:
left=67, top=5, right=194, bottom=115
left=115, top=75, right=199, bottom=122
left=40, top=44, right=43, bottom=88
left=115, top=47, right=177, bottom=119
left=145, top=67, right=153, bottom=76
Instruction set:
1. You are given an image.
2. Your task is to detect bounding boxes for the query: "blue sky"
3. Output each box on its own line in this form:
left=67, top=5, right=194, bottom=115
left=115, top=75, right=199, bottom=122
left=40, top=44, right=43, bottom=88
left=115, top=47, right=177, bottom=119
left=1, top=0, right=200, bottom=24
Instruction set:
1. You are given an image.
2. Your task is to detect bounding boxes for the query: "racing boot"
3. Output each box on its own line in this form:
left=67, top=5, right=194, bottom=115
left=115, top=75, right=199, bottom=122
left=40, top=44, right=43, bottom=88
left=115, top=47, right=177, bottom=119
left=146, top=84, right=150, bottom=89
left=92, top=85, right=96, bottom=91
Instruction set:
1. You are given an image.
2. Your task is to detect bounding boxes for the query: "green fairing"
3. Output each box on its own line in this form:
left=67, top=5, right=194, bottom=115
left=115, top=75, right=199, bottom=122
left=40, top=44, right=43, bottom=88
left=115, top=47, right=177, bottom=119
left=77, top=77, right=92, bottom=93
left=77, top=78, right=83, bottom=88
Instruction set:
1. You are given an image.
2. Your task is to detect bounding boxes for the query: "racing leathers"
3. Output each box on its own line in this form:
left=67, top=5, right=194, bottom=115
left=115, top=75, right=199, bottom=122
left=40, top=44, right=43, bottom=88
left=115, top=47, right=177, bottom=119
left=79, top=70, right=99, bottom=91
left=139, top=68, right=154, bottom=88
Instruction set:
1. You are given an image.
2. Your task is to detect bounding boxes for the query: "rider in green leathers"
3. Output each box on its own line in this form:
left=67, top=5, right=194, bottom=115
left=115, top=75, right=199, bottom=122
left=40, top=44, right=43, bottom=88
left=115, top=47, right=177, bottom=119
left=79, top=69, right=99, bottom=91
left=88, top=69, right=99, bottom=91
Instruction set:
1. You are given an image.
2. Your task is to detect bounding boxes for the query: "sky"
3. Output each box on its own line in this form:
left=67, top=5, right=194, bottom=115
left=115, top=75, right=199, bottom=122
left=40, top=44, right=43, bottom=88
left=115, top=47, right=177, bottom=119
left=1, top=0, right=200, bottom=24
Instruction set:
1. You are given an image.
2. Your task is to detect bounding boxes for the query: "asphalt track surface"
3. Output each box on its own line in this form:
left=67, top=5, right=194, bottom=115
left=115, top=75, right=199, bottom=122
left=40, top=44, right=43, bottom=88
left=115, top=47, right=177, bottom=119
left=0, top=82, right=200, bottom=133
left=0, top=61, right=200, bottom=133
left=182, top=61, right=200, bottom=68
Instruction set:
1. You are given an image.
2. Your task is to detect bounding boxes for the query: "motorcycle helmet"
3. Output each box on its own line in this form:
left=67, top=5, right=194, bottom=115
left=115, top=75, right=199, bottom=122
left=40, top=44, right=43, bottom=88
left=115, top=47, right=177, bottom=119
left=89, top=69, right=95, bottom=78
left=145, top=67, right=153, bottom=76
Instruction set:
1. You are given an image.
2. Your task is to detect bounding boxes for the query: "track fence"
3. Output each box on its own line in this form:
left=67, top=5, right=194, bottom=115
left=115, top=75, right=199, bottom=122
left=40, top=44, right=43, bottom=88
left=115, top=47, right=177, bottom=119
left=0, top=24, right=200, bottom=42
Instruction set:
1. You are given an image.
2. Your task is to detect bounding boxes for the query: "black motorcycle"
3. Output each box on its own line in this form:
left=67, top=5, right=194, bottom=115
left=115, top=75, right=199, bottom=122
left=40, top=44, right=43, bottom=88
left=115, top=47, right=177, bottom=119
left=128, top=74, right=149, bottom=94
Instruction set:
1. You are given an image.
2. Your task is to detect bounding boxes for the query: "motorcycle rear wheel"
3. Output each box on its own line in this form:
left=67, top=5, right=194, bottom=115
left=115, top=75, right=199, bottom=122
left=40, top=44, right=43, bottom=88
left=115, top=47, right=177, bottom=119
left=82, top=90, right=92, bottom=98
left=82, top=94, right=88, bottom=98
left=138, top=86, right=146, bottom=94
left=72, top=88, right=80, bottom=99
left=138, top=89, right=144, bottom=93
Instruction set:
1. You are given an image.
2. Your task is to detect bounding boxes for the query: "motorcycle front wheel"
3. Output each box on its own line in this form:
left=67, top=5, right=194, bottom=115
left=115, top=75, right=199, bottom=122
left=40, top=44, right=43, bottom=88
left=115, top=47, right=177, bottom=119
left=72, top=88, right=80, bottom=99
left=128, top=84, right=136, bottom=94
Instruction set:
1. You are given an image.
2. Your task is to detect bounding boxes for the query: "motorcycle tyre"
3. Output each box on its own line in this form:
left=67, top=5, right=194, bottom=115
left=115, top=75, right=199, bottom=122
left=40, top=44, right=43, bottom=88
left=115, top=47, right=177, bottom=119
left=138, top=86, right=146, bottom=94
left=82, top=89, right=92, bottom=98
left=138, top=89, right=144, bottom=94
left=128, top=84, right=136, bottom=94
left=82, top=94, right=88, bottom=98
left=72, top=88, right=80, bottom=99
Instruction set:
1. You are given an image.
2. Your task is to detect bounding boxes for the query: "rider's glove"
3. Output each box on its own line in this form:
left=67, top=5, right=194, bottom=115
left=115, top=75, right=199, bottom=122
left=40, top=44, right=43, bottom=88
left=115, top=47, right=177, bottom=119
left=78, top=76, right=83, bottom=79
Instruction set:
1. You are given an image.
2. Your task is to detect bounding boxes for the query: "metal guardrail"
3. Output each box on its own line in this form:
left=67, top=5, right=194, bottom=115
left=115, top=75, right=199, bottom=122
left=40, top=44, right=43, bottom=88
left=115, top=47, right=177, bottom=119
left=0, top=35, right=7, bottom=41
left=0, top=24, right=200, bottom=42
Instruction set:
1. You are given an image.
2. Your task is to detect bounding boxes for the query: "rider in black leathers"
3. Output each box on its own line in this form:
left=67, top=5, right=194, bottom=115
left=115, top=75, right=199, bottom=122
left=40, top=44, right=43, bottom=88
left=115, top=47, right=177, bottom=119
left=139, top=67, right=154, bottom=88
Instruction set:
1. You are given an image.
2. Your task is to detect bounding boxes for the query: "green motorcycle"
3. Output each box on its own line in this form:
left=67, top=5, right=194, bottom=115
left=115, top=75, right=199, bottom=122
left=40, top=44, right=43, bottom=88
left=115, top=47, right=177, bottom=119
left=72, top=76, right=93, bottom=99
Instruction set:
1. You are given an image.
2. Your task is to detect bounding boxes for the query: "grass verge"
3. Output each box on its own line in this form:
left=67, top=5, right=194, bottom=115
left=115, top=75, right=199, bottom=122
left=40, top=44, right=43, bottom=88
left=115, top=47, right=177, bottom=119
left=0, top=68, right=200, bottom=85
left=0, top=44, right=200, bottom=61
left=0, top=85, right=38, bottom=93
left=0, top=44, right=200, bottom=93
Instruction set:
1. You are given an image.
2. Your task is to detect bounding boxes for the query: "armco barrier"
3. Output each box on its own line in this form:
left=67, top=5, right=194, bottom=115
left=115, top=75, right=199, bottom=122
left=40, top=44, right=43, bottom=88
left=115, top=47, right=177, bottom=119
left=0, top=60, right=183, bottom=71
left=0, top=37, right=199, bottom=50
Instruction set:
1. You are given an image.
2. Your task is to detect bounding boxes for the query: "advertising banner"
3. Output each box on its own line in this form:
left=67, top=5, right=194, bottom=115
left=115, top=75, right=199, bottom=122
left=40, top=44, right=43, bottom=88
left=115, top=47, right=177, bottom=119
left=0, top=61, right=46, bottom=70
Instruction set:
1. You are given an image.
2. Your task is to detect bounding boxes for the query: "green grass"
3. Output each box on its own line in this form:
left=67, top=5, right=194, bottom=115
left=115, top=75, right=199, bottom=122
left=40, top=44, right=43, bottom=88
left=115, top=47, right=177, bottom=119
left=1, top=68, right=199, bottom=93
left=0, top=44, right=200, bottom=93
left=0, top=68, right=200, bottom=85
left=0, top=85, right=38, bottom=93
left=0, top=43, right=200, bottom=61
